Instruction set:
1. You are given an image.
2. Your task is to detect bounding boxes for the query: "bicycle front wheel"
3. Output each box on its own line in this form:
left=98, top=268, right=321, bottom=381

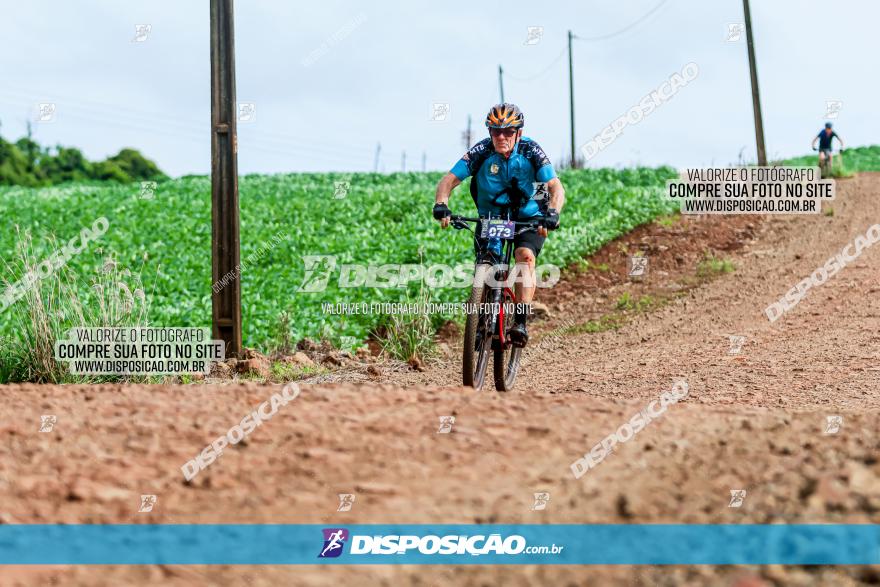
left=463, top=264, right=492, bottom=390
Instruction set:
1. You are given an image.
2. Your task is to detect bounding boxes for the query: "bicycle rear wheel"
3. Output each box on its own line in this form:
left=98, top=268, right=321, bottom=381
left=463, top=265, right=492, bottom=390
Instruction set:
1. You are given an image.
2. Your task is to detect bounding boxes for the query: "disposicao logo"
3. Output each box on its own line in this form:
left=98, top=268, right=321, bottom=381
left=319, top=528, right=349, bottom=558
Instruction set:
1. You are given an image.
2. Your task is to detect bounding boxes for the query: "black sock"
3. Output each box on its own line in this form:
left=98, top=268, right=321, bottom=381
left=515, top=304, right=531, bottom=326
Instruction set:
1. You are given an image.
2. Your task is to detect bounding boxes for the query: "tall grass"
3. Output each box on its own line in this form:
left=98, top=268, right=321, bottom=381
left=0, top=230, right=153, bottom=383
left=373, top=285, right=438, bottom=365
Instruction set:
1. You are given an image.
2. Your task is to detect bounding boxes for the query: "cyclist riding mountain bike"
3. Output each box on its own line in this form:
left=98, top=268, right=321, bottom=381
left=812, top=122, right=845, bottom=169
left=433, top=102, right=566, bottom=347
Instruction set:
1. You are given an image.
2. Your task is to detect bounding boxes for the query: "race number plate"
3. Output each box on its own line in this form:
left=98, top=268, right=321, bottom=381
left=480, top=219, right=515, bottom=240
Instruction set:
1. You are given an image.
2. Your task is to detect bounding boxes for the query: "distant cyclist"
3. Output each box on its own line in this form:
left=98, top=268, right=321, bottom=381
left=812, top=122, right=845, bottom=169
left=432, top=103, right=566, bottom=347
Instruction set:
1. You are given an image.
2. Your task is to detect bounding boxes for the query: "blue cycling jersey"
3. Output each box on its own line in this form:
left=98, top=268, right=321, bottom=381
left=817, top=129, right=838, bottom=150
left=450, top=136, right=557, bottom=219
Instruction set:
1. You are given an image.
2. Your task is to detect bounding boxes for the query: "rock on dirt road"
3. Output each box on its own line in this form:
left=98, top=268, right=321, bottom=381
left=2, top=174, right=880, bottom=586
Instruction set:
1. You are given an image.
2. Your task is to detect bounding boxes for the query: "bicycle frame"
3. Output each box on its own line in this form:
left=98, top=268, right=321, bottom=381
left=449, top=212, right=542, bottom=391
left=452, top=214, right=540, bottom=348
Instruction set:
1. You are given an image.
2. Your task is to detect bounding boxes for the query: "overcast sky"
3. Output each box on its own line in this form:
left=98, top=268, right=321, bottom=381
left=1, top=0, right=877, bottom=176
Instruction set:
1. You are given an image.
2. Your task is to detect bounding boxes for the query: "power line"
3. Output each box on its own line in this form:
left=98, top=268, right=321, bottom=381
left=0, top=95, right=372, bottom=168
left=504, top=45, right=567, bottom=82
left=574, top=0, right=669, bottom=42
left=0, top=86, right=370, bottom=159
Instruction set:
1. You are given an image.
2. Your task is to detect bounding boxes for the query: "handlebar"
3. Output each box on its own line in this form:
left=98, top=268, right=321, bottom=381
left=449, top=214, right=542, bottom=235
left=450, top=215, right=542, bottom=227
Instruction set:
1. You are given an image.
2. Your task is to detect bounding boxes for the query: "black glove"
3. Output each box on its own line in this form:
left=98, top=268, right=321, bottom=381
left=433, top=202, right=451, bottom=220
left=812, top=146, right=818, bottom=151
left=544, top=208, right=560, bottom=230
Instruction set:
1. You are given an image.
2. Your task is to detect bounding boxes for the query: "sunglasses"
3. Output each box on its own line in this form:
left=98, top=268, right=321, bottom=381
left=489, top=128, right=518, bottom=137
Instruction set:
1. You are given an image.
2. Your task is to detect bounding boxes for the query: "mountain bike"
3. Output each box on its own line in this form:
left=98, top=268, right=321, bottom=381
left=816, top=146, right=843, bottom=179
left=449, top=213, right=542, bottom=392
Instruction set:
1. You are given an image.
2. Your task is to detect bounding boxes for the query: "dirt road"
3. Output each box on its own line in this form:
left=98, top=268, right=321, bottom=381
left=3, top=174, right=880, bottom=586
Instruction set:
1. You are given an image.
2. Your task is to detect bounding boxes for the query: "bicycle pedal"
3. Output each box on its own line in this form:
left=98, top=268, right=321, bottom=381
left=508, top=330, right=528, bottom=348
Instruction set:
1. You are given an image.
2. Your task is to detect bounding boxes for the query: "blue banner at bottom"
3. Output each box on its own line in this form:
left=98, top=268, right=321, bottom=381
left=0, top=524, right=877, bottom=565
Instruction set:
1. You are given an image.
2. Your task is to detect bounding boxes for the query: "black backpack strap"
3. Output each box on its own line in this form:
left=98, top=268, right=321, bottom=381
left=461, top=138, right=493, bottom=205
left=469, top=160, right=481, bottom=205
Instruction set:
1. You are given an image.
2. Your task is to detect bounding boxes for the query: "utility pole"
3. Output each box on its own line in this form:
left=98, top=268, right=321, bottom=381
left=742, top=0, right=767, bottom=165
left=462, top=114, right=472, bottom=150
left=373, top=142, right=381, bottom=172
left=421, top=151, right=426, bottom=172
left=568, top=30, right=577, bottom=169
left=498, top=65, right=505, bottom=103
left=209, top=0, right=242, bottom=357
left=401, top=150, right=406, bottom=172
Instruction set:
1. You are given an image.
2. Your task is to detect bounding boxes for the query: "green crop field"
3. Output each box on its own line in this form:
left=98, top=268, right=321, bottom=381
left=0, top=167, right=678, bottom=350
left=2, top=145, right=878, bottom=358
left=4, top=144, right=879, bottom=355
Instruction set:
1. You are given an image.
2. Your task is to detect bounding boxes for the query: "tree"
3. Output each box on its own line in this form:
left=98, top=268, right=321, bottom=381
left=0, top=120, right=167, bottom=186
left=104, top=148, right=166, bottom=182
left=0, top=136, right=38, bottom=186
left=90, top=160, right=132, bottom=183
left=15, top=122, right=42, bottom=175
left=39, top=146, right=92, bottom=184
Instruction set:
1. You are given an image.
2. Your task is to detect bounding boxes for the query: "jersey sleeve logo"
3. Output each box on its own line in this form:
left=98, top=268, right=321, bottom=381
left=462, top=138, right=493, bottom=175
left=524, top=140, right=552, bottom=170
